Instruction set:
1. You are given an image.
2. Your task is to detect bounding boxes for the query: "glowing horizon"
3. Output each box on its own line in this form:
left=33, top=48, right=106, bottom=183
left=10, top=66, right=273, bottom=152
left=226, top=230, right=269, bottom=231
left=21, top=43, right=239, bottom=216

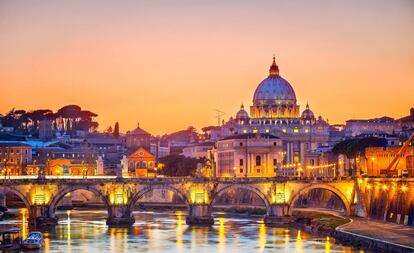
left=0, top=0, right=413, bottom=135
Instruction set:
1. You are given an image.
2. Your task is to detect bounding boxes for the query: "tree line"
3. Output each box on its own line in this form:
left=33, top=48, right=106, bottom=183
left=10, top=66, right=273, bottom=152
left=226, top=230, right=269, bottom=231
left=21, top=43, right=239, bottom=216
left=0, top=105, right=99, bottom=137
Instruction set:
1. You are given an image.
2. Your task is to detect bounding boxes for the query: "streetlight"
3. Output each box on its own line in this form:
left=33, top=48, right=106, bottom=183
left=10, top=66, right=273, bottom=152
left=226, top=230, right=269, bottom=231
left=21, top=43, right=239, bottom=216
left=371, top=157, right=376, bottom=175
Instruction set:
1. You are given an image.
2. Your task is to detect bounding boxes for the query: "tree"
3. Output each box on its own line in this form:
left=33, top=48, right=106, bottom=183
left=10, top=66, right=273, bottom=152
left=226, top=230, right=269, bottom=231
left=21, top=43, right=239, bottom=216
left=332, top=137, right=387, bottom=176
left=113, top=122, right=120, bottom=138
left=158, top=154, right=201, bottom=177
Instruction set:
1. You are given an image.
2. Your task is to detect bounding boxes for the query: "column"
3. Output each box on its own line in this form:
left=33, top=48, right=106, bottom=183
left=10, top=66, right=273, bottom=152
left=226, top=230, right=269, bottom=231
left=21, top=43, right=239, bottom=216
left=0, top=193, right=6, bottom=208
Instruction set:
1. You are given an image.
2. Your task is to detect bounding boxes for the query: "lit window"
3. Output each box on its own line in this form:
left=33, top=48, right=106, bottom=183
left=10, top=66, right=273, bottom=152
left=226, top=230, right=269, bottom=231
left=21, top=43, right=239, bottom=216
left=265, top=129, right=270, bottom=133
left=282, top=128, right=287, bottom=133
left=253, top=129, right=258, bottom=133
left=304, top=128, right=309, bottom=133
left=294, top=128, right=299, bottom=133
left=243, top=129, right=248, bottom=133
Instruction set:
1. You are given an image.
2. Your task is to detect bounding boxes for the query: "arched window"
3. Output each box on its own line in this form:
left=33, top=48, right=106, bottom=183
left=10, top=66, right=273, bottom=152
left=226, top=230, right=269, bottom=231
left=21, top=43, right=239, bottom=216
left=143, top=161, right=147, bottom=168
left=256, top=155, right=261, bottom=166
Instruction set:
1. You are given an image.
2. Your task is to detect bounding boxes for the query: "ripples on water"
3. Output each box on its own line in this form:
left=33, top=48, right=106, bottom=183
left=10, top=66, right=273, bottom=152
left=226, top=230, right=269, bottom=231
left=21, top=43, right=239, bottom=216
left=0, top=208, right=368, bottom=253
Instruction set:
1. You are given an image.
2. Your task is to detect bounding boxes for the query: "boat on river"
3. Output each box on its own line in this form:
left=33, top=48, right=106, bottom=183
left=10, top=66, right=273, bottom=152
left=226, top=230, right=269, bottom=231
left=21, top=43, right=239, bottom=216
left=0, top=227, right=21, bottom=251
left=22, top=232, right=44, bottom=250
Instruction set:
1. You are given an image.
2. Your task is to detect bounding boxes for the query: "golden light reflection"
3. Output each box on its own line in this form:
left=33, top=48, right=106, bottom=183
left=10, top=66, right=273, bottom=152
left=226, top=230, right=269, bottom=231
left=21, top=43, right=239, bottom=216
left=67, top=210, right=71, bottom=241
left=176, top=211, right=183, bottom=246
left=21, top=208, right=28, bottom=239
left=295, top=230, right=303, bottom=253
left=218, top=217, right=225, bottom=252
left=325, top=236, right=331, bottom=253
left=258, top=222, right=267, bottom=252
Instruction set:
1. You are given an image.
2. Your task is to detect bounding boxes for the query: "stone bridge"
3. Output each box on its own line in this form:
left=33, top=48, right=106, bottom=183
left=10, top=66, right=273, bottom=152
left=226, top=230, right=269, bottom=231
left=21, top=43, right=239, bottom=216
left=0, top=176, right=399, bottom=227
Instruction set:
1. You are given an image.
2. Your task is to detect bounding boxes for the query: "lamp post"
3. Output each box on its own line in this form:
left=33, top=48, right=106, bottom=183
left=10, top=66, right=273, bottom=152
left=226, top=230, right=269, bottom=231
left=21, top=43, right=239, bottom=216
left=3, top=159, right=8, bottom=179
left=371, top=157, right=376, bottom=175
left=82, top=161, right=87, bottom=179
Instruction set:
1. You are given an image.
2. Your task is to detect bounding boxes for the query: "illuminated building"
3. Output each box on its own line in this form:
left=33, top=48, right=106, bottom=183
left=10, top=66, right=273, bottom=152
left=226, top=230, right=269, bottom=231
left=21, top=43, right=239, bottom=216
left=363, top=146, right=414, bottom=177
left=0, top=142, right=32, bottom=175
left=127, top=147, right=156, bottom=177
left=345, top=116, right=400, bottom=137
left=209, top=57, right=330, bottom=166
left=30, top=158, right=99, bottom=176
left=213, top=133, right=283, bottom=177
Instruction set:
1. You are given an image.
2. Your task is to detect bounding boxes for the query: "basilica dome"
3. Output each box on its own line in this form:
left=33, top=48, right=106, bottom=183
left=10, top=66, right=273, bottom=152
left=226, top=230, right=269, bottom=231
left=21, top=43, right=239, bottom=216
left=236, top=104, right=249, bottom=120
left=301, top=103, right=315, bottom=119
left=253, top=57, right=296, bottom=106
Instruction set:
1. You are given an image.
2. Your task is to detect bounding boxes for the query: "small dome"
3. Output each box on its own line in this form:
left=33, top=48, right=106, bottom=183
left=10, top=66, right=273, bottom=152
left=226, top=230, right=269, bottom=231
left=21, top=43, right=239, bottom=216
left=236, top=104, right=249, bottom=120
left=301, top=103, right=315, bottom=119
left=253, top=57, right=296, bottom=106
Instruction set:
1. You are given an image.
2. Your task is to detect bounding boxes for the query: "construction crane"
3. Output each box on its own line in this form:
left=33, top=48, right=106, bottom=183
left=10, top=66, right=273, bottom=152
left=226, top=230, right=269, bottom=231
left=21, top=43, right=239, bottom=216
left=381, top=131, right=414, bottom=177
left=214, top=109, right=225, bottom=126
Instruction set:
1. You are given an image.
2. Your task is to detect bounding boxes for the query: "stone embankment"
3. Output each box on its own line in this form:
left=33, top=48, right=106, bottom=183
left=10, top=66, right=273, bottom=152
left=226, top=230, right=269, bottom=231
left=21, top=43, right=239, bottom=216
left=292, top=210, right=414, bottom=253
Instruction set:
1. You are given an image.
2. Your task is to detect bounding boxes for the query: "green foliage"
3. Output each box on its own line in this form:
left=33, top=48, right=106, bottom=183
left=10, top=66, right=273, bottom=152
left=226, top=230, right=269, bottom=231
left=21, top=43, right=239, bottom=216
left=158, top=154, right=202, bottom=177
left=0, top=105, right=99, bottom=136
left=332, top=137, right=387, bottom=159
left=113, top=122, right=120, bottom=138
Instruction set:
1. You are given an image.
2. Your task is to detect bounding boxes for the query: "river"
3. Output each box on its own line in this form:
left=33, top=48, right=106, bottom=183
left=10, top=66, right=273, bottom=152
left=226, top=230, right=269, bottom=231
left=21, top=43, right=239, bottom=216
left=0, top=208, right=369, bottom=253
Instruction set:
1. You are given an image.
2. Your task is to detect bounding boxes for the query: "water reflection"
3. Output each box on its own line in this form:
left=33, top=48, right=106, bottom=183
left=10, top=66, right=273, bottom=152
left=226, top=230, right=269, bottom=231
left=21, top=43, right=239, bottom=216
left=325, top=236, right=331, bottom=253
left=0, top=208, right=371, bottom=253
left=296, top=230, right=303, bottom=253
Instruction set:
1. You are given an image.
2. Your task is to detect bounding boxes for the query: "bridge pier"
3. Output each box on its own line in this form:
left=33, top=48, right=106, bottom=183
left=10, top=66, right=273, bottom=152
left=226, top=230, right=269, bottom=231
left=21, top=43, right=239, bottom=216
left=106, top=205, right=135, bottom=227
left=28, top=205, right=58, bottom=228
left=0, top=193, right=6, bottom=210
left=264, top=203, right=291, bottom=225
left=186, top=204, right=214, bottom=226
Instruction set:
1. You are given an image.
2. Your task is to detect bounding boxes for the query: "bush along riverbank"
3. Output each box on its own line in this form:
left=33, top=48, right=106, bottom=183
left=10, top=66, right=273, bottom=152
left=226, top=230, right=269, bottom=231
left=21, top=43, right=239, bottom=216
left=290, top=211, right=350, bottom=236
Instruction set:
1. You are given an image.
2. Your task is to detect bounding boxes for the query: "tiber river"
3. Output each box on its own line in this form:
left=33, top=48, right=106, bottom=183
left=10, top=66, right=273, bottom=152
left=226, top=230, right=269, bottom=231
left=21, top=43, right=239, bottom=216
left=1, top=208, right=370, bottom=253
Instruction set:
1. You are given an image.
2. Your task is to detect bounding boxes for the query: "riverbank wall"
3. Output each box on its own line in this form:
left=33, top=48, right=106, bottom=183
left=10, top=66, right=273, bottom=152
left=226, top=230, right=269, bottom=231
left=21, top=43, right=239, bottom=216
left=333, top=229, right=414, bottom=253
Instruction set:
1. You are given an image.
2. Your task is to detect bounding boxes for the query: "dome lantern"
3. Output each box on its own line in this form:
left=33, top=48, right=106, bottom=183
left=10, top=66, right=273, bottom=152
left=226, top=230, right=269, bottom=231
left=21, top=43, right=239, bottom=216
left=269, top=56, right=279, bottom=76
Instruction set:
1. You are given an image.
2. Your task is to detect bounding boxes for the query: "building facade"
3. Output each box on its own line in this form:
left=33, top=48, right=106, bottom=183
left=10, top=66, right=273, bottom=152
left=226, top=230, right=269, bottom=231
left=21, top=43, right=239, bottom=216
left=127, top=147, right=156, bottom=177
left=0, top=142, right=32, bottom=175
left=344, top=117, right=400, bottom=137
left=126, top=125, right=151, bottom=152
left=182, top=142, right=215, bottom=158
left=213, top=133, right=283, bottom=177
left=209, top=58, right=330, bottom=166
left=363, top=146, right=414, bottom=177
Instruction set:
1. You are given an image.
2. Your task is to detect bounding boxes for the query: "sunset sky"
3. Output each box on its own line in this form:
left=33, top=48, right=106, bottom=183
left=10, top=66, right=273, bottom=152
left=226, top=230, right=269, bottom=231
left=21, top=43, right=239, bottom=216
left=1, top=0, right=413, bottom=135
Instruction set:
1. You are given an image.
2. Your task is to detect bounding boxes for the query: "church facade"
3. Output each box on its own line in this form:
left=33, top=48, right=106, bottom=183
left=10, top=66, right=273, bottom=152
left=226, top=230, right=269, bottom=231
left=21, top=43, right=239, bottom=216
left=209, top=58, right=331, bottom=167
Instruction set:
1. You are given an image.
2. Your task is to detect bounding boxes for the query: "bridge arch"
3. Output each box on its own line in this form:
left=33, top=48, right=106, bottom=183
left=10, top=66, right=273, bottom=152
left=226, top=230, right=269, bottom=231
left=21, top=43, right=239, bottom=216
left=288, top=183, right=351, bottom=216
left=48, top=185, right=111, bottom=218
left=0, top=185, right=31, bottom=213
left=210, top=184, right=271, bottom=211
left=127, top=184, right=190, bottom=213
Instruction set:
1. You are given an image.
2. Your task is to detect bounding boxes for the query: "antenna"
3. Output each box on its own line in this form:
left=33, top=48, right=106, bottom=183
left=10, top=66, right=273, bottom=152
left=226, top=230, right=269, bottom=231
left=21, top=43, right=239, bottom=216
left=214, top=109, right=225, bottom=126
